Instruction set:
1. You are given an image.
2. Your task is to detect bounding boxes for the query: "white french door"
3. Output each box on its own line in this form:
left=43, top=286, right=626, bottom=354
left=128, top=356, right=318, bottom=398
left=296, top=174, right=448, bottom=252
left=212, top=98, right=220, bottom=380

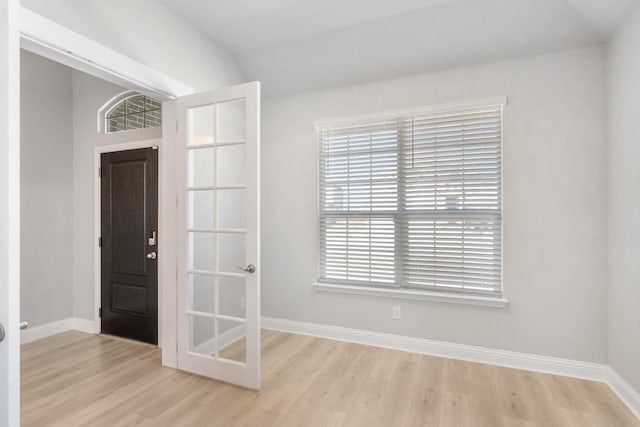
left=176, top=82, right=261, bottom=389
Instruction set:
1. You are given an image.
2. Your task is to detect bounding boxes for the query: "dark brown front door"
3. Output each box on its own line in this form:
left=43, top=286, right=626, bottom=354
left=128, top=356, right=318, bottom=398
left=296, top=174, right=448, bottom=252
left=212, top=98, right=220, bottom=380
left=101, top=148, right=158, bottom=345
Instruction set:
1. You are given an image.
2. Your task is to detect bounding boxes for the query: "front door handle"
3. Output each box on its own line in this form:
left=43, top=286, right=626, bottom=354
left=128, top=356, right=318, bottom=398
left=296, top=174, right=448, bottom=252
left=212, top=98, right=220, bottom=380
left=147, top=251, right=157, bottom=260
left=148, top=230, right=157, bottom=247
left=20, top=321, right=28, bottom=330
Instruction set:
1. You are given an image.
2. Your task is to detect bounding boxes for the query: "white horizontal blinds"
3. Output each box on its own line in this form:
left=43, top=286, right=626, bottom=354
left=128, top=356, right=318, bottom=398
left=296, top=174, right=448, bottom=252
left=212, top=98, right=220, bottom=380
left=319, top=217, right=396, bottom=284
left=318, top=102, right=503, bottom=295
left=319, top=122, right=398, bottom=284
left=400, top=109, right=502, bottom=212
left=399, top=107, right=502, bottom=294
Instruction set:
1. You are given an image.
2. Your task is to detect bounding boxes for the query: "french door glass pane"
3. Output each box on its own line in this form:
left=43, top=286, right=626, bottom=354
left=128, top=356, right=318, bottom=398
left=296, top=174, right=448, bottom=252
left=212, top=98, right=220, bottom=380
left=217, top=189, right=246, bottom=229
left=218, top=233, right=246, bottom=273
left=188, top=147, right=214, bottom=187
left=189, top=314, right=216, bottom=356
left=189, top=274, right=215, bottom=314
left=189, top=232, right=215, bottom=271
left=218, top=319, right=246, bottom=363
left=216, top=144, right=246, bottom=186
left=219, top=276, right=246, bottom=319
left=189, top=104, right=215, bottom=146
left=188, top=190, right=214, bottom=229
left=217, top=99, right=246, bottom=142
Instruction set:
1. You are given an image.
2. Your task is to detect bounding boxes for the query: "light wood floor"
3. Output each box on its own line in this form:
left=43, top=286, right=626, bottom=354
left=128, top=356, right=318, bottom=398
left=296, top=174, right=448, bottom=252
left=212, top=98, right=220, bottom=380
left=21, top=330, right=639, bottom=427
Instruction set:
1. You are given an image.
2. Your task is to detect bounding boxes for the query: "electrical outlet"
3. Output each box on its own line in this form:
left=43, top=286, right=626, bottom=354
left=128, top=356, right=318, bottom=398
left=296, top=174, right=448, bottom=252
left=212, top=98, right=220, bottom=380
left=392, top=305, right=401, bottom=320
left=240, top=296, right=246, bottom=310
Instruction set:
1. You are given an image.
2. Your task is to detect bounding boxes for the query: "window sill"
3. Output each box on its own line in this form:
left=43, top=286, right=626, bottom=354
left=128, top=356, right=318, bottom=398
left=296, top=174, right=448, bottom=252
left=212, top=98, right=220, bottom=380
left=312, top=282, right=509, bottom=308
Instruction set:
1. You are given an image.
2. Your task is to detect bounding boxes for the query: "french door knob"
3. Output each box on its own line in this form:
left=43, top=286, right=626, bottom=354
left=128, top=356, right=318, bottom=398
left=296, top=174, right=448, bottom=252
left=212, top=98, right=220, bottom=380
left=147, top=251, right=157, bottom=260
left=237, top=264, right=255, bottom=274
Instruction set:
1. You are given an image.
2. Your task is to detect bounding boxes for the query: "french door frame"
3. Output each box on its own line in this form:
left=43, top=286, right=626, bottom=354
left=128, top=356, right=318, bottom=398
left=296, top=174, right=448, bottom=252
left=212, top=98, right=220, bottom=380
left=173, top=82, right=261, bottom=389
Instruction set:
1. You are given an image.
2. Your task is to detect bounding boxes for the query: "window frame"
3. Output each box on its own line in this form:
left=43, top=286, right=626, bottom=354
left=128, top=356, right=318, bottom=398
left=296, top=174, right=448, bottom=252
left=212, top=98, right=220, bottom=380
left=99, top=90, right=163, bottom=134
left=313, top=97, right=508, bottom=307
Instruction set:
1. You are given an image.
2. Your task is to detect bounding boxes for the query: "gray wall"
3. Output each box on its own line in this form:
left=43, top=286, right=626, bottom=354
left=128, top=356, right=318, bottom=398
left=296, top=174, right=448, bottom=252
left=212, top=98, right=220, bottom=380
left=607, top=3, right=640, bottom=393
left=261, top=47, right=608, bottom=363
left=20, top=50, right=73, bottom=327
left=71, top=70, right=158, bottom=321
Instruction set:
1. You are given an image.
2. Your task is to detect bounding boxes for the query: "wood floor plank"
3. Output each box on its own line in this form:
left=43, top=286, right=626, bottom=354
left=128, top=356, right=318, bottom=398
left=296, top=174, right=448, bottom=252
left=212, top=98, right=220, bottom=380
left=21, top=331, right=640, bottom=427
left=405, top=356, right=445, bottom=426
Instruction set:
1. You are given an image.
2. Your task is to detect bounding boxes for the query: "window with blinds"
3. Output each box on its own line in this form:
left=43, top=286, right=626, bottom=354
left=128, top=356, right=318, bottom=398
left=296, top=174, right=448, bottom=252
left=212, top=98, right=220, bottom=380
left=317, top=101, right=503, bottom=296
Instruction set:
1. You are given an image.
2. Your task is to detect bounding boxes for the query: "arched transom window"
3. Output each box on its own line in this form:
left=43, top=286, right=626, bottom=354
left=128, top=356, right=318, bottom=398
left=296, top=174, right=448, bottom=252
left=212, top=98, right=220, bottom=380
left=105, top=92, right=162, bottom=133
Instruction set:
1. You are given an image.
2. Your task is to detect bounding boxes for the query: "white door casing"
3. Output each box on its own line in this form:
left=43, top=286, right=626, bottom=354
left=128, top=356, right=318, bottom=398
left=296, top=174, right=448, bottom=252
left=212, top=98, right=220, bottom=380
left=175, top=82, right=261, bottom=390
left=0, top=0, right=21, bottom=425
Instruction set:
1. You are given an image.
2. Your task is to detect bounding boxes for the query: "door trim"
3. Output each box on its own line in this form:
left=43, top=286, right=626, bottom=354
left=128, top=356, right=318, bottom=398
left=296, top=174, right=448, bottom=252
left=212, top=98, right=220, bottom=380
left=19, top=7, right=193, bottom=100
left=94, top=140, right=163, bottom=346
left=0, top=0, right=21, bottom=424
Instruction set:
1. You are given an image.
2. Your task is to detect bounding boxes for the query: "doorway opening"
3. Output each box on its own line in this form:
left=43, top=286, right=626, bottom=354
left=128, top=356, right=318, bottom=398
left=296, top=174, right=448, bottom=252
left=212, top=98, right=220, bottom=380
left=19, top=49, right=166, bottom=349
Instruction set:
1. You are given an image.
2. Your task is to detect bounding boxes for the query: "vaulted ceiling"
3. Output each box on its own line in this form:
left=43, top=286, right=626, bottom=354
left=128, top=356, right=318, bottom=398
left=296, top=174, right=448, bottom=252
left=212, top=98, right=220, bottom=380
left=158, top=0, right=639, bottom=96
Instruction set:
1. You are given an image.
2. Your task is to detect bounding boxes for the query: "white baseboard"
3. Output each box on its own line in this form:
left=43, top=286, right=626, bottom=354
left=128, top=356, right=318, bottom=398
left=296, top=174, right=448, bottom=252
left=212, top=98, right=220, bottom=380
left=607, top=367, right=640, bottom=420
left=72, top=318, right=100, bottom=334
left=20, top=318, right=74, bottom=344
left=261, top=317, right=608, bottom=381
left=21, top=317, right=98, bottom=344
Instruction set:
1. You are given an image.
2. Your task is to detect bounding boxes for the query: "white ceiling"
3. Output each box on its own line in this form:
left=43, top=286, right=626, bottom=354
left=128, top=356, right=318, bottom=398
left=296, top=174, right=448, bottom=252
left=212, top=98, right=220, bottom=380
left=157, top=0, right=456, bottom=52
left=158, top=0, right=639, bottom=96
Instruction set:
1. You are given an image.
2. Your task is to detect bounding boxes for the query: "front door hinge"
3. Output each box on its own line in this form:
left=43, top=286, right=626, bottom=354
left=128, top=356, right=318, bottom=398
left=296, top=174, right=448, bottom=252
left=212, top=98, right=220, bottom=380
left=98, top=167, right=102, bottom=178
left=98, top=237, right=103, bottom=248
left=98, top=307, right=102, bottom=318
